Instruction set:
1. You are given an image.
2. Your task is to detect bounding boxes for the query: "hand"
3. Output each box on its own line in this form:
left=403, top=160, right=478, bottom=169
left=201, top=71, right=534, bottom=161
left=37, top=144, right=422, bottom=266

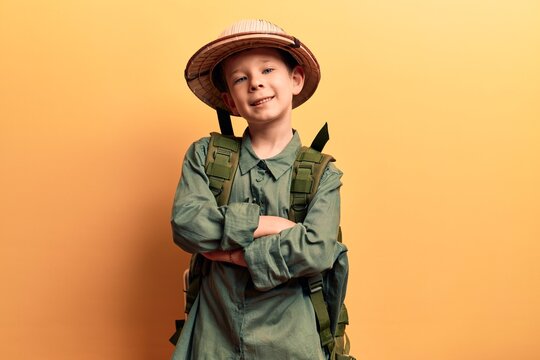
left=254, top=216, right=296, bottom=238
left=201, top=249, right=247, bottom=267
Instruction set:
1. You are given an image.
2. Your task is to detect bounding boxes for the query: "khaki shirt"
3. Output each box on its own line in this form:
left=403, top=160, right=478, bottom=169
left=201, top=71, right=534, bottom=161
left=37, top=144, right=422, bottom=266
left=171, top=130, right=345, bottom=360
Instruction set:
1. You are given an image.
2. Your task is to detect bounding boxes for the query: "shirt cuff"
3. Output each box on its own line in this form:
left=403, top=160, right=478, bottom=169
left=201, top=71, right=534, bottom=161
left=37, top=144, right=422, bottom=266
left=221, top=202, right=260, bottom=249
left=243, top=234, right=292, bottom=291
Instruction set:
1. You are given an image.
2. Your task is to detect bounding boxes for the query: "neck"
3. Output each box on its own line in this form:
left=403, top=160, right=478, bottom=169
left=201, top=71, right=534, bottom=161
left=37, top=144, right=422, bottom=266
left=248, top=120, right=293, bottom=159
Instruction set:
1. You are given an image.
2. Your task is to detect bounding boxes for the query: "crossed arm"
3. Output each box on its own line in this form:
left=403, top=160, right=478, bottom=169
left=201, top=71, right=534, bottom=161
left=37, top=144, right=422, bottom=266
left=172, top=138, right=342, bottom=289
left=201, top=215, right=295, bottom=266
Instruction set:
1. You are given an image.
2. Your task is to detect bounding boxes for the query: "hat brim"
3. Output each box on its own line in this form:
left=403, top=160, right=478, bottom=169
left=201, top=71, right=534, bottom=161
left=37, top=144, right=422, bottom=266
left=185, top=32, right=320, bottom=115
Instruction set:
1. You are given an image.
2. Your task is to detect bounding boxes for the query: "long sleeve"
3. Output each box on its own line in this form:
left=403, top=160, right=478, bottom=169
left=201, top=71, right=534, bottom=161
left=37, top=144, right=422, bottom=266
left=171, top=137, right=260, bottom=254
left=243, top=163, right=343, bottom=291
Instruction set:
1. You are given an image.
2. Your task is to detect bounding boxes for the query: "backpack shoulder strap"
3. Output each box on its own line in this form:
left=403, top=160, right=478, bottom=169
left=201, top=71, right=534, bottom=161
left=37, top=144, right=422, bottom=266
left=306, top=273, right=335, bottom=353
left=291, top=147, right=335, bottom=354
left=169, top=131, right=242, bottom=346
left=289, top=123, right=335, bottom=223
left=288, top=124, right=338, bottom=354
left=205, top=132, right=242, bottom=206
left=289, top=146, right=335, bottom=223
left=217, top=108, right=234, bottom=136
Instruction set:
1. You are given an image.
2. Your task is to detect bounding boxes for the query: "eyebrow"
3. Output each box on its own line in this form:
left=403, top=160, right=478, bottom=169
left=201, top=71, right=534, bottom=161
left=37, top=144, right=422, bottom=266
left=228, top=59, right=275, bottom=75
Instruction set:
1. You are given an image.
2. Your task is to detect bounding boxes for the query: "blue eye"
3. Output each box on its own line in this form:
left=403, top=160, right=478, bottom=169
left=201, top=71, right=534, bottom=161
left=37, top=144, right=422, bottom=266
left=233, top=76, right=247, bottom=84
left=262, top=68, right=274, bottom=74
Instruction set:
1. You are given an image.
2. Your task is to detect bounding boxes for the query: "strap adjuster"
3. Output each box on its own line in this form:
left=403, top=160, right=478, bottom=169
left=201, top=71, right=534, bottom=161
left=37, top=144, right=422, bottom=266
left=307, top=274, right=324, bottom=294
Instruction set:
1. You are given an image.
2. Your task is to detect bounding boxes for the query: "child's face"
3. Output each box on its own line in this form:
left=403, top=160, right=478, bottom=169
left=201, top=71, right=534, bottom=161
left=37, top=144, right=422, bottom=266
left=221, top=48, right=305, bottom=126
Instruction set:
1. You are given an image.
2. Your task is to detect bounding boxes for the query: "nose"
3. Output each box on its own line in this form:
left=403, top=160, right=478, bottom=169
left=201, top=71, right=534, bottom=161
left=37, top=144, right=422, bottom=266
left=249, top=76, right=264, bottom=91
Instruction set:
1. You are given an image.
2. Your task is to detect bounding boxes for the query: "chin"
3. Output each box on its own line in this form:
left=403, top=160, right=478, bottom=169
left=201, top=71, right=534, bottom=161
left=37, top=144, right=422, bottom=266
left=246, top=110, right=290, bottom=123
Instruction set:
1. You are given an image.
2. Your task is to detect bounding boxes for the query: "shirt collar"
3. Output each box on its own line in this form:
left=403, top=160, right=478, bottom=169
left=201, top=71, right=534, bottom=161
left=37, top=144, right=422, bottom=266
left=239, top=129, right=302, bottom=180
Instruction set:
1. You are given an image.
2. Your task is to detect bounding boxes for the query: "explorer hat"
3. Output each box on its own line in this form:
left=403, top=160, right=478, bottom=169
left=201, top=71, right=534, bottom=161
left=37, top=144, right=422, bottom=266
left=184, top=19, right=320, bottom=115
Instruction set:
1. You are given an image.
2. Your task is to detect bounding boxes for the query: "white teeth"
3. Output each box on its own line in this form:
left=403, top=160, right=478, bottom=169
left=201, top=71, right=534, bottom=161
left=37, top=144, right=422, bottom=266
left=252, top=97, right=273, bottom=106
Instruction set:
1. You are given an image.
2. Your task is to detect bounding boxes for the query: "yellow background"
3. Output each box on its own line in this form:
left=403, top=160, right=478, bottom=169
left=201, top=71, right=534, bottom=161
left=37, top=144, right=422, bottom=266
left=1, top=0, right=539, bottom=359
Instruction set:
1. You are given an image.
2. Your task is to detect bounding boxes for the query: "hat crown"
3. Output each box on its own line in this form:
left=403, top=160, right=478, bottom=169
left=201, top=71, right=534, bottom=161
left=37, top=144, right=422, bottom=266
left=218, top=19, right=286, bottom=37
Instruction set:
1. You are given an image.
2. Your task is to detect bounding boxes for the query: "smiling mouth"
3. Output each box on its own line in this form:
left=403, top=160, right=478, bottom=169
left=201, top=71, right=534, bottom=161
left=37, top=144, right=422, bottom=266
left=250, top=96, right=274, bottom=106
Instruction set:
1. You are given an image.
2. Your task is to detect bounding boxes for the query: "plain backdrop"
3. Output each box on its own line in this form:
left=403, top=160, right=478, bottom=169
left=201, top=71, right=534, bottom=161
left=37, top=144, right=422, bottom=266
left=1, top=0, right=539, bottom=359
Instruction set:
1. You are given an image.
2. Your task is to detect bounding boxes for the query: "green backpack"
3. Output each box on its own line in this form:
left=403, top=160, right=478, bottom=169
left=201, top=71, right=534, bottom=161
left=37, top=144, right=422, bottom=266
left=171, top=110, right=354, bottom=360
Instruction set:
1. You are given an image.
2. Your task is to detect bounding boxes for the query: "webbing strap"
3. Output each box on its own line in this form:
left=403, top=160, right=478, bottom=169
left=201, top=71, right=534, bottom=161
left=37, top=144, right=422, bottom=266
left=289, top=146, right=335, bottom=223
left=307, top=275, right=334, bottom=350
left=168, top=319, right=185, bottom=345
left=205, top=132, right=241, bottom=206
left=333, top=331, right=354, bottom=360
left=310, top=122, right=330, bottom=152
left=335, top=352, right=356, bottom=360
left=217, top=108, right=234, bottom=136
left=335, top=304, right=349, bottom=337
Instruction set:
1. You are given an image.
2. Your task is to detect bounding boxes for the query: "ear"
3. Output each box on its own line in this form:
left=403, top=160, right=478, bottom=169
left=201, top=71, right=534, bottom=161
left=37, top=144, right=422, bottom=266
left=221, top=92, right=240, bottom=116
left=291, top=65, right=305, bottom=96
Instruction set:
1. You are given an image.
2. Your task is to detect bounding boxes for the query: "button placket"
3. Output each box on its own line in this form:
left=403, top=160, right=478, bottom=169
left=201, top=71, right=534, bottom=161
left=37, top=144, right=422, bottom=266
left=250, top=168, right=262, bottom=206
left=251, top=163, right=268, bottom=214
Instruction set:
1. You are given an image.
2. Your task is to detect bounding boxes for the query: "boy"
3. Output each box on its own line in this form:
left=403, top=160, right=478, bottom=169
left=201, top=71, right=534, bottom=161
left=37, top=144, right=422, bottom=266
left=171, top=19, right=348, bottom=359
